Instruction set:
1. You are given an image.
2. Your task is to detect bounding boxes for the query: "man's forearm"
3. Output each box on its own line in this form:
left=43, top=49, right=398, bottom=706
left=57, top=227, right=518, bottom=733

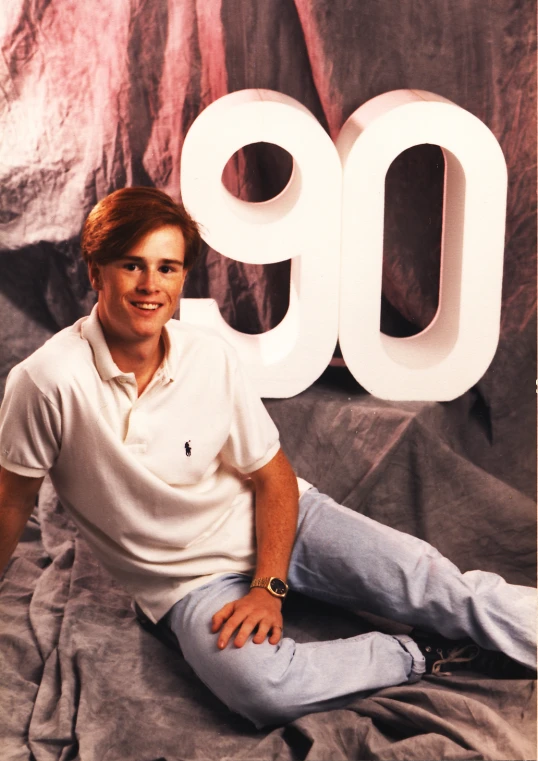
left=252, top=450, right=299, bottom=582
left=211, top=449, right=299, bottom=649
left=0, top=504, right=34, bottom=573
left=0, top=469, right=43, bottom=575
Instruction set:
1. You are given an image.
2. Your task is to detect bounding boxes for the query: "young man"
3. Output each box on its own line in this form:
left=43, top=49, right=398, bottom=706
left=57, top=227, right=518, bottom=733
left=0, top=187, right=535, bottom=729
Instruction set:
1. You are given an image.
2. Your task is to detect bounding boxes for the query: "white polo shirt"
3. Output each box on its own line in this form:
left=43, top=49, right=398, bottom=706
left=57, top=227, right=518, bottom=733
left=0, top=306, right=309, bottom=622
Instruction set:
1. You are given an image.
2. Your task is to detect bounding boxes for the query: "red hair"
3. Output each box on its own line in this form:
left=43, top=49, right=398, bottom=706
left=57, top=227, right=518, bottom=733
left=81, top=187, right=202, bottom=270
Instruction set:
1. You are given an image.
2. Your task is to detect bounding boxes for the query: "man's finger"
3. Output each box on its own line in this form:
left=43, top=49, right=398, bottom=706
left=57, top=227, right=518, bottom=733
left=211, top=601, right=235, bottom=633
left=232, top=616, right=260, bottom=649
left=252, top=620, right=272, bottom=644
left=269, top=624, right=283, bottom=645
left=217, top=611, right=249, bottom=649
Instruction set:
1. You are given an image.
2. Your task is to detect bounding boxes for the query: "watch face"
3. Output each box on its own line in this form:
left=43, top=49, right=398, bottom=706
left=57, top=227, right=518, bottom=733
left=270, top=578, right=287, bottom=596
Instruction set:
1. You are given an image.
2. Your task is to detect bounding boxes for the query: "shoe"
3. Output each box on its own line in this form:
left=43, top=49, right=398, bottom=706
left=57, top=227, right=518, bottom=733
left=412, top=630, right=537, bottom=679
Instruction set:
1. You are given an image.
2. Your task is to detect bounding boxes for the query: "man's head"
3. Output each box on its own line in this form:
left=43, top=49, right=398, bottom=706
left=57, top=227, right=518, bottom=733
left=81, top=187, right=202, bottom=348
left=81, top=186, right=201, bottom=271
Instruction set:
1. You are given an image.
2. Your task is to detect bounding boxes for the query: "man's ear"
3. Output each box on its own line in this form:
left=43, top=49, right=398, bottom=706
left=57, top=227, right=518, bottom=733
left=88, top=261, right=102, bottom=291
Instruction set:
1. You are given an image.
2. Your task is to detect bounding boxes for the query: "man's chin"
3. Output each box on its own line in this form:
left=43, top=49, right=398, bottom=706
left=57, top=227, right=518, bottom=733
left=130, top=323, right=167, bottom=340
left=129, top=307, right=173, bottom=330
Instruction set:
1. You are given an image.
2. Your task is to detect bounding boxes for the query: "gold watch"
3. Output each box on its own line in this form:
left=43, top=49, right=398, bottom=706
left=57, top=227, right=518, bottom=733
left=250, top=576, right=289, bottom=599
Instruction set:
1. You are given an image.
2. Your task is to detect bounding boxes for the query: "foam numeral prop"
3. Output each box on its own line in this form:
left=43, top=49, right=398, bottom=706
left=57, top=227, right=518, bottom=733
left=180, top=89, right=341, bottom=398
left=337, top=89, right=507, bottom=400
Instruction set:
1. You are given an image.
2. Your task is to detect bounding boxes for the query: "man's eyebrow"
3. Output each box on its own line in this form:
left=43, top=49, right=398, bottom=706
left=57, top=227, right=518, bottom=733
left=121, top=255, right=184, bottom=265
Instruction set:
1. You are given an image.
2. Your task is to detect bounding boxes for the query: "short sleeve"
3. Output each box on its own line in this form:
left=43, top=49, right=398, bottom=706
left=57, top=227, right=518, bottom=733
left=219, top=357, right=280, bottom=474
left=0, top=366, right=62, bottom=477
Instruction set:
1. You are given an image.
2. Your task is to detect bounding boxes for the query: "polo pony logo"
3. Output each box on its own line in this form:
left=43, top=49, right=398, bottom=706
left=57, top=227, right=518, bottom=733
left=185, top=440, right=192, bottom=457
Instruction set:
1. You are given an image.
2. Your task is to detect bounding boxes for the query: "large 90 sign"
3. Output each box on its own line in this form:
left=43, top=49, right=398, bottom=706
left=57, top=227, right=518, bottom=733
left=180, top=89, right=507, bottom=401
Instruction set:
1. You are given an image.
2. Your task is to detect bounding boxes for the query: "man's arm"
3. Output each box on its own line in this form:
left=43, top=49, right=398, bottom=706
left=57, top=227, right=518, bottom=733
left=211, top=448, right=299, bottom=649
left=0, top=467, right=44, bottom=574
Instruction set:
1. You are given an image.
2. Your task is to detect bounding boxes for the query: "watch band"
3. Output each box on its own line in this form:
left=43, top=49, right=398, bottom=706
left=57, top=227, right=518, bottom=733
left=250, top=576, right=289, bottom=598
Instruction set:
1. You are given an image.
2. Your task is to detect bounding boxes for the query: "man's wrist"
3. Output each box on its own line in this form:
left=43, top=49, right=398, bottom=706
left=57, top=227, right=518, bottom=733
left=250, top=576, right=289, bottom=599
left=248, top=587, right=284, bottom=609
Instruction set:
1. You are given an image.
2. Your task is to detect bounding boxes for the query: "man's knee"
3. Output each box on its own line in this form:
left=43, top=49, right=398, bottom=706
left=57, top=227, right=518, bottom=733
left=225, top=676, right=294, bottom=728
left=185, top=639, right=298, bottom=728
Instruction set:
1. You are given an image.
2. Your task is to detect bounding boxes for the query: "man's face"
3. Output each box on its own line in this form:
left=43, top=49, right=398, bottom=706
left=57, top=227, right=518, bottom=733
left=89, top=225, right=187, bottom=346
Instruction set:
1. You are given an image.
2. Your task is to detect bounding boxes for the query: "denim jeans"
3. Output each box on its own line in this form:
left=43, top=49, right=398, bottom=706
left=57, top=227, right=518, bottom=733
left=166, top=488, right=536, bottom=728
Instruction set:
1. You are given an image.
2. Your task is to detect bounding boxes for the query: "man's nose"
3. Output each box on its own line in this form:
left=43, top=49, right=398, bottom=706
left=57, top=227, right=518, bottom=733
left=137, top=268, right=159, bottom=291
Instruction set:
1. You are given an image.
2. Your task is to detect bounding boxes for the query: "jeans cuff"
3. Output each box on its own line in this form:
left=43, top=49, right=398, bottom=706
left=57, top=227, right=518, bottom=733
left=394, top=634, right=426, bottom=683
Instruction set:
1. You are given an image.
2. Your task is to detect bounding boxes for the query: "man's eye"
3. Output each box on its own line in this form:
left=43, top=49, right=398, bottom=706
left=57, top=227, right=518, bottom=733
left=123, top=263, right=138, bottom=271
left=160, top=265, right=182, bottom=274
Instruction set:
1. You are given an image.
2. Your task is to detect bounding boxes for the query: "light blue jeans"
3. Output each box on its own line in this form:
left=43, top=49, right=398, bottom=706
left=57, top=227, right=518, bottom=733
left=166, top=488, right=536, bottom=728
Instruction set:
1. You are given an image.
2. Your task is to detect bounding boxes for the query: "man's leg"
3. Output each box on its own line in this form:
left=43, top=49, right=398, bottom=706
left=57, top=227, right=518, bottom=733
left=167, top=573, right=424, bottom=728
left=290, top=488, right=536, bottom=669
left=165, top=488, right=535, bottom=728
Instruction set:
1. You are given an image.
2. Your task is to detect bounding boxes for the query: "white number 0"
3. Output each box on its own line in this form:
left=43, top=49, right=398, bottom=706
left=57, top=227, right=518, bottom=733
left=180, top=89, right=507, bottom=401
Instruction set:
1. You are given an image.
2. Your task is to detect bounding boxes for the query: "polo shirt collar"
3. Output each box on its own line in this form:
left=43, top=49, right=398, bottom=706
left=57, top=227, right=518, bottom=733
left=161, top=324, right=177, bottom=383
left=81, top=304, right=176, bottom=383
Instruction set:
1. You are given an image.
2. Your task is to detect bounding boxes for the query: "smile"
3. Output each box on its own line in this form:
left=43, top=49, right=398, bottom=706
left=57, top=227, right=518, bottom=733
left=131, top=302, right=162, bottom=311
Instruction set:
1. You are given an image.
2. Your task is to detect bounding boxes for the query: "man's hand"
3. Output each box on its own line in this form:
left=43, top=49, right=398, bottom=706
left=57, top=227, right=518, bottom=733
left=211, top=587, right=284, bottom=649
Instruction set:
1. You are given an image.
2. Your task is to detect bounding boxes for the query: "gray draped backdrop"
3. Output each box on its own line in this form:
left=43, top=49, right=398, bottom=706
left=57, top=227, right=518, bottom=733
left=0, top=2, right=536, bottom=759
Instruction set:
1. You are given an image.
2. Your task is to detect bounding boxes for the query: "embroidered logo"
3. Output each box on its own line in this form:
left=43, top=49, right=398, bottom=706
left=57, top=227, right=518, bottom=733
left=185, top=440, right=192, bottom=457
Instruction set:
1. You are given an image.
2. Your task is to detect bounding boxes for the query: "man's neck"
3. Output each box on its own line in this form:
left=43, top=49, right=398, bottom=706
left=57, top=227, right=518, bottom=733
left=101, top=328, right=165, bottom=396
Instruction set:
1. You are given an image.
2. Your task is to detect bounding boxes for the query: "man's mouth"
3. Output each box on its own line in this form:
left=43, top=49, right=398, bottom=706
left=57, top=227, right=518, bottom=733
left=131, top=302, right=162, bottom=311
